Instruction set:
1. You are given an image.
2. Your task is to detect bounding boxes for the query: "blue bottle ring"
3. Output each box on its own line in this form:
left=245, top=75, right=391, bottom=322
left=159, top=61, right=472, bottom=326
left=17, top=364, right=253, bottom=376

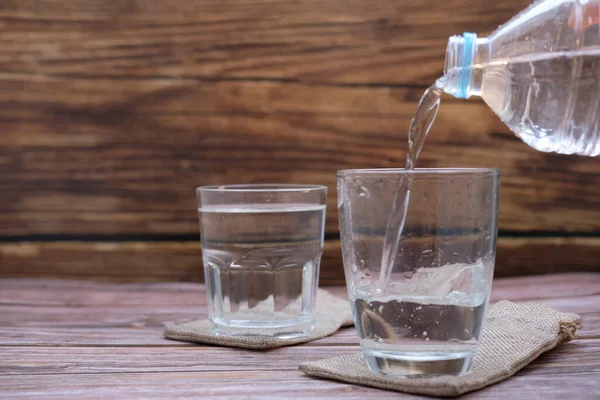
left=457, top=32, right=477, bottom=99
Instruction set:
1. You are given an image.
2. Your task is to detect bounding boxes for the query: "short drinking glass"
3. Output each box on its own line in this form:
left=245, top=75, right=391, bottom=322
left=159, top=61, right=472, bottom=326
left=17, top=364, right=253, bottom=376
left=197, top=184, right=327, bottom=338
left=338, top=169, right=498, bottom=376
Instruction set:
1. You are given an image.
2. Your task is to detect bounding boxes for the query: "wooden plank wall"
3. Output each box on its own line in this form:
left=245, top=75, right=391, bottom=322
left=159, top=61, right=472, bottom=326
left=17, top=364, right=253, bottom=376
left=1, top=0, right=599, bottom=283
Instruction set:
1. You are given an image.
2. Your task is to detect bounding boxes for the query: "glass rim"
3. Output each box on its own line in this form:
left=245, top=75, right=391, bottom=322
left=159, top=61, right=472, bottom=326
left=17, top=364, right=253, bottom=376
left=197, top=183, right=327, bottom=193
left=337, top=168, right=499, bottom=177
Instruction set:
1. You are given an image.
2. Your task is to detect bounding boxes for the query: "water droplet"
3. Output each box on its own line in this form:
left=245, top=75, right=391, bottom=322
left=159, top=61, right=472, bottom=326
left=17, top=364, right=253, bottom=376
left=422, top=331, right=427, bottom=337
left=358, top=186, right=370, bottom=197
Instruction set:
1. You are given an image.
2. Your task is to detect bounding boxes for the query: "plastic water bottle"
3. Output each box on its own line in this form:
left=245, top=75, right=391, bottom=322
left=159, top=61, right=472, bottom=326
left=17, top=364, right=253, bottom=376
left=439, top=0, right=600, bottom=156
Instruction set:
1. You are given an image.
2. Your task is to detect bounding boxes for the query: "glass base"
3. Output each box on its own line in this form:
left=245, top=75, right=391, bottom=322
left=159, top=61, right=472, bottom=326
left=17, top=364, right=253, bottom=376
left=210, top=317, right=314, bottom=339
left=363, top=349, right=475, bottom=377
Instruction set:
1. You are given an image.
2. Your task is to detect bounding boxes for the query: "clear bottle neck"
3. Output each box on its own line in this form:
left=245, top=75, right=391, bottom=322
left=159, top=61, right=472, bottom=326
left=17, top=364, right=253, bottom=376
left=437, top=33, right=490, bottom=99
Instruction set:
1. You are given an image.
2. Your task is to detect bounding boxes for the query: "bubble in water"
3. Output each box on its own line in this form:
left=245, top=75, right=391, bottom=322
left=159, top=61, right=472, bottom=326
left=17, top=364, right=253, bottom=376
left=358, top=186, right=371, bottom=197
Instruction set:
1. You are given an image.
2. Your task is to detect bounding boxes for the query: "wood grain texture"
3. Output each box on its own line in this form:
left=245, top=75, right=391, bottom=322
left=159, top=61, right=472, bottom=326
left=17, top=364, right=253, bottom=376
left=3, top=76, right=600, bottom=235
left=1, top=273, right=596, bottom=305
left=0, top=275, right=598, bottom=346
left=0, top=0, right=531, bottom=85
left=1, top=0, right=599, bottom=282
left=1, top=2, right=599, bottom=396
left=1, top=239, right=599, bottom=285
left=2, top=371, right=600, bottom=400
left=0, top=276, right=599, bottom=399
left=1, top=295, right=596, bottom=331
left=2, top=341, right=599, bottom=376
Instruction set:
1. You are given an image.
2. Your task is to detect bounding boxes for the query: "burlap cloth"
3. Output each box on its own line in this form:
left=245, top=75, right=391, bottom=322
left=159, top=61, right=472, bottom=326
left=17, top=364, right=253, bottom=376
left=300, top=301, right=582, bottom=397
left=164, top=289, right=353, bottom=349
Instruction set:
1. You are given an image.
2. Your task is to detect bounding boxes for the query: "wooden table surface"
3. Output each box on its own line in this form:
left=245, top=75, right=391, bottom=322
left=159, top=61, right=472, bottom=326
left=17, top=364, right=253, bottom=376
left=1, top=273, right=599, bottom=399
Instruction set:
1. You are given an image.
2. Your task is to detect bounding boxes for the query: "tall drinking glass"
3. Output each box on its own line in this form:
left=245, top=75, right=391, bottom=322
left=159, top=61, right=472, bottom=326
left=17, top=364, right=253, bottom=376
left=197, top=184, right=327, bottom=339
left=338, top=169, right=498, bottom=376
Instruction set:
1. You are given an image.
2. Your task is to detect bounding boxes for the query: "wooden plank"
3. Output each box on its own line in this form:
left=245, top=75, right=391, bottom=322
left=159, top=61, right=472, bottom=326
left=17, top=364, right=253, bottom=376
left=0, top=345, right=362, bottom=375
left=3, top=298, right=597, bottom=330
left=1, top=370, right=598, bottom=399
left=0, top=241, right=347, bottom=284
left=1, top=239, right=599, bottom=284
left=2, top=340, right=599, bottom=376
left=3, top=76, right=600, bottom=235
left=0, top=327, right=193, bottom=347
left=0, top=276, right=598, bottom=347
left=0, top=1, right=531, bottom=85
left=0, top=241, right=206, bottom=283
left=490, top=272, right=600, bottom=302
left=495, top=238, right=600, bottom=276
left=0, top=310, right=598, bottom=345
left=0, top=310, right=600, bottom=348
left=0, top=276, right=598, bottom=399
left=1, top=274, right=598, bottom=306
left=1, top=310, right=598, bottom=347
left=0, top=370, right=423, bottom=399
